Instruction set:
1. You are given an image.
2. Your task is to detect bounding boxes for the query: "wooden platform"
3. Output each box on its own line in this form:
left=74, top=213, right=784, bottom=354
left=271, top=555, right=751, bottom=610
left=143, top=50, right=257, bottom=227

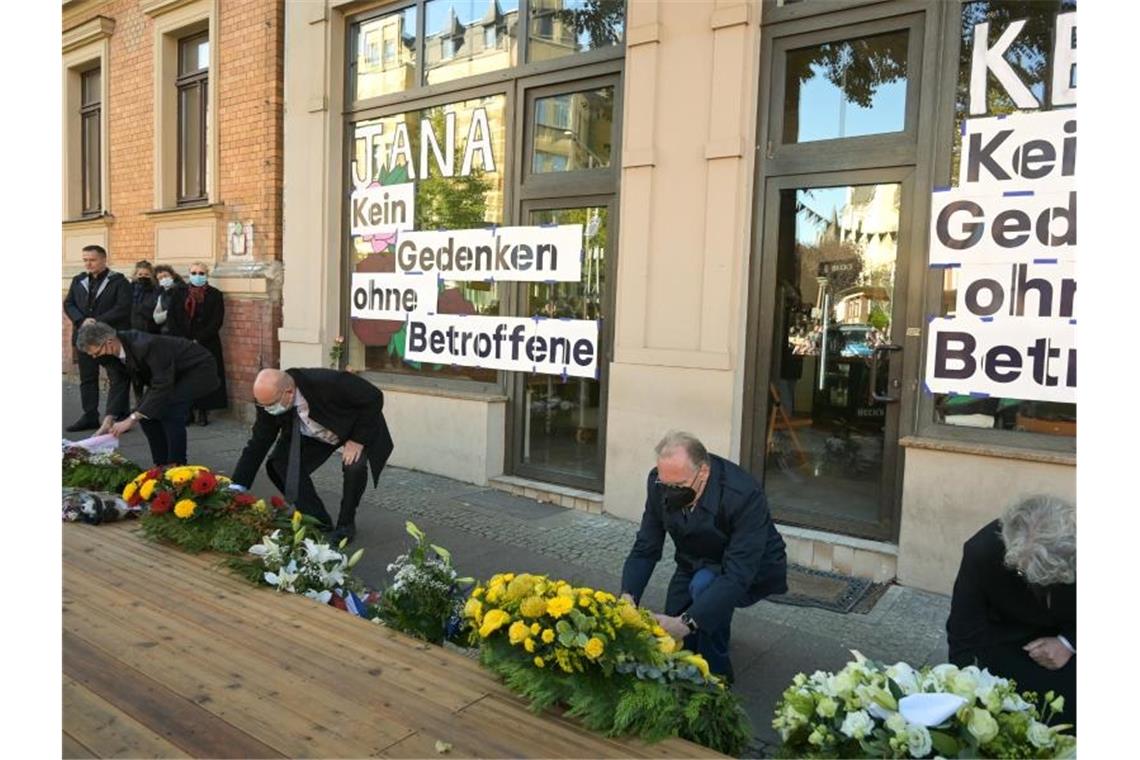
left=63, top=523, right=724, bottom=759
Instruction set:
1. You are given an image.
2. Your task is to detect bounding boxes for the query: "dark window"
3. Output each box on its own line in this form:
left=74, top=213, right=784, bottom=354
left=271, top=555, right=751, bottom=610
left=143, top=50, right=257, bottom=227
left=80, top=67, right=101, bottom=216
left=177, top=32, right=209, bottom=205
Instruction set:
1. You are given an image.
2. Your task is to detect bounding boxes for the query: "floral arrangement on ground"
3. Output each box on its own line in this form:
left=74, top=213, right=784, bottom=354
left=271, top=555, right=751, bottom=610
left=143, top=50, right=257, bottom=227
left=128, top=465, right=290, bottom=553
left=462, top=571, right=752, bottom=756
left=63, top=440, right=142, bottom=493
left=772, top=652, right=1075, bottom=759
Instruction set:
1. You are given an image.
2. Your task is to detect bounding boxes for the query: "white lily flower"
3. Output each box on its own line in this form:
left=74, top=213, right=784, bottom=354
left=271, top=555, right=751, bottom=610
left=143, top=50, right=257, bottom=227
left=264, top=559, right=300, bottom=592
left=302, top=537, right=345, bottom=565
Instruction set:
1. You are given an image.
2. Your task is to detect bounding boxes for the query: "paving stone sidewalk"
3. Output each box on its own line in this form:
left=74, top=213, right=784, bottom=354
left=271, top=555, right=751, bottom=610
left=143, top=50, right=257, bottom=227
left=63, top=381, right=952, bottom=757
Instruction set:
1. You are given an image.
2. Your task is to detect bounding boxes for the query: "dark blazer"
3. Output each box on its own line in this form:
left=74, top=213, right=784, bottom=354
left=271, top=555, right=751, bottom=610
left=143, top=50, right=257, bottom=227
left=231, top=368, right=395, bottom=489
left=155, top=283, right=190, bottom=338
left=186, top=285, right=227, bottom=410
left=130, top=282, right=161, bottom=333
left=947, top=519, right=1076, bottom=663
left=621, top=453, right=788, bottom=631
left=100, top=330, right=217, bottom=419
left=63, top=269, right=132, bottom=339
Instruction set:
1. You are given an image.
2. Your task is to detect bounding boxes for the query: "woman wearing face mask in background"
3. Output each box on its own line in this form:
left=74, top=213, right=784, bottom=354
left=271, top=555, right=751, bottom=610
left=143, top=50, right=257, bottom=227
left=184, top=261, right=227, bottom=426
left=152, top=264, right=190, bottom=338
left=130, top=260, right=161, bottom=334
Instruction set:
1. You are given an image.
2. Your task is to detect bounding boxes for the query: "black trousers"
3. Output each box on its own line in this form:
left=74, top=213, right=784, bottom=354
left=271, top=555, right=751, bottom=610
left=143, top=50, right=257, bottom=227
left=265, top=435, right=369, bottom=531
left=137, top=362, right=219, bottom=466
left=664, top=568, right=744, bottom=682
left=953, top=644, right=1076, bottom=729
left=77, top=350, right=106, bottom=418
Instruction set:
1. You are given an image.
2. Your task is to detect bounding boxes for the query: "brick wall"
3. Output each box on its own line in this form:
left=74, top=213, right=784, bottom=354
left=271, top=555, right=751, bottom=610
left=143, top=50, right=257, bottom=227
left=62, top=0, right=284, bottom=415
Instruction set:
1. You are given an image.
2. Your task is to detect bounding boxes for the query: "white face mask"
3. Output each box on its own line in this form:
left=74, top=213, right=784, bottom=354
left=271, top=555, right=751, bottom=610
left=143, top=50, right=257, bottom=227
left=264, top=401, right=290, bottom=416
left=158, top=277, right=174, bottom=289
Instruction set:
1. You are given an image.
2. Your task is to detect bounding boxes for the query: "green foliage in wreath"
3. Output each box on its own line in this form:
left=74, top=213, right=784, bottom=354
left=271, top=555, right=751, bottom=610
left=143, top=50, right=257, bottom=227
left=139, top=510, right=272, bottom=555
left=62, top=456, right=143, bottom=493
left=478, top=637, right=751, bottom=756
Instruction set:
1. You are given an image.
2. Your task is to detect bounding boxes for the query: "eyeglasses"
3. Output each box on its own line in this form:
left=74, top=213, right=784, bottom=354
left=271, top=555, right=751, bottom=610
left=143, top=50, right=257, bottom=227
left=655, top=470, right=700, bottom=490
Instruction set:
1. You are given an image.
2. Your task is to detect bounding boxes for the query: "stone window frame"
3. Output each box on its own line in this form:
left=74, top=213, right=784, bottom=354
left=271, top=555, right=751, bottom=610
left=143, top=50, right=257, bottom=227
left=145, top=0, right=218, bottom=211
left=62, top=16, right=113, bottom=222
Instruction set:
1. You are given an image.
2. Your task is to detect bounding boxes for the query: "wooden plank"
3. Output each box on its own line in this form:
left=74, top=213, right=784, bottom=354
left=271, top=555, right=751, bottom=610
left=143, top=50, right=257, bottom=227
left=62, top=524, right=724, bottom=759
left=64, top=582, right=411, bottom=758
left=64, top=548, right=499, bottom=714
left=62, top=674, right=191, bottom=759
left=62, top=731, right=98, bottom=759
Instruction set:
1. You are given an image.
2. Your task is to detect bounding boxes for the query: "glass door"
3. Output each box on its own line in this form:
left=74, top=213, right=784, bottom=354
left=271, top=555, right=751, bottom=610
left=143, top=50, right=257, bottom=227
left=510, top=201, right=612, bottom=489
left=757, top=175, right=911, bottom=538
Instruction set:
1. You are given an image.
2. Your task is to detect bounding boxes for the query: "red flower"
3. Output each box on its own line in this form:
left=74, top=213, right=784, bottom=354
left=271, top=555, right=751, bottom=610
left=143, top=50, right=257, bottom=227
left=145, top=467, right=162, bottom=480
left=190, top=471, right=218, bottom=496
left=150, top=491, right=174, bottom=514
left=270, top=495, right=287, bottom=510
left=233, top=492, right=256, bottom=507
left=127, top=492, right=142, bottom=507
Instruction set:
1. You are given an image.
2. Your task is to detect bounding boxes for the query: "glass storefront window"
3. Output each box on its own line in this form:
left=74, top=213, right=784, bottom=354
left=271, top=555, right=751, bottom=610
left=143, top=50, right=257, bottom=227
left=531, top=86, right=614, bottom=173
left=526, top=0, right=625, bottom=63
left=934, top=1, right=1076, bottom=438
left=522, top=206, right=607, bottom=481
left=783, top=30, right=908, bottom=143
left=347, top=94, right=507, bottom=382
left=424, top=0, right=520, bottom=86
left=352, top=6, right=418, bottom=100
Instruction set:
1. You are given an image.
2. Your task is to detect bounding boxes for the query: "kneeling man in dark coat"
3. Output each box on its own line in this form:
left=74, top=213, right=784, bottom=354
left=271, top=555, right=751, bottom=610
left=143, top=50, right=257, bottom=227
left=621, top=430, right=788, bottom=683
left=230, top=368, right=394, bottom=545
left=78, top=321, right=219, bottom=466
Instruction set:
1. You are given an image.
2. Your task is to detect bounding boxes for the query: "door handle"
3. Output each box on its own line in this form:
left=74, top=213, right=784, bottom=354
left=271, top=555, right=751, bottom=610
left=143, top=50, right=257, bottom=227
left=869, top=344, right=903, bottom=404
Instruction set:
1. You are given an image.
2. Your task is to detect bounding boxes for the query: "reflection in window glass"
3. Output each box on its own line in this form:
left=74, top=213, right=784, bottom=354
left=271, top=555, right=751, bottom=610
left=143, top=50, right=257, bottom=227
left=347, top=95, right=507, bottom=383
left=523, top=206, right=607, bottom=481
left=353, top=7, right=418, bottom=100
left=935, top=1, right=1076, bottom=437
left=783, top=30, right=908, bottom=143
left=532, top=86, right=613, bottom=173
left=424, top=0, right=519, bottom=86
left=527, top=0, right=625, bottom=63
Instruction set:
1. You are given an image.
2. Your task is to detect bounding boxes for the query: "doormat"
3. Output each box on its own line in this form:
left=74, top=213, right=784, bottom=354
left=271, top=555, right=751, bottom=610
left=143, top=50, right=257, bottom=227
left=767, top=565, right=881, bottom=614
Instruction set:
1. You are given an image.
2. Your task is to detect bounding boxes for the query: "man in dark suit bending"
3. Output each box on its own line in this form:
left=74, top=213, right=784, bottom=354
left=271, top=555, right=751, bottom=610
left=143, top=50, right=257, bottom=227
left=230, top=368, right=395, bottom=545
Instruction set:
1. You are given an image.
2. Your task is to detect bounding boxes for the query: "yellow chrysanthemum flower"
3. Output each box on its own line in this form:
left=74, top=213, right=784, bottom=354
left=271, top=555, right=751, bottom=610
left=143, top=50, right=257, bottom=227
left=541, top=628, right=555, bottom=644
left=657, top=635, right=677, bottom=654
left=508, top=621, right=529, bottom=645
left=504, top=574, right=538, bottom=603
left=651, top=625, right=667, bottom=637
left=618, top=603, right=646, bottom=629
left=519, top=596, right=547, bottom=619
left=173, top=499, right=197, bottom=519
left=533, top=656, right=545, bottom=668
left=464, top=597, right=484, bottom=623
left=529, top=623, right=541, bottom=635
left=546, top=596, right=574, bottom=619
left=577, top=596, right=592, bottom=608
left=472, top=587, right=485, bottom=599
left=252, top=499, right=268, bottom=515
left=583, top=637, right=605, bottom=660
left=524, top=637, right=535, bottom=653
left=478, top=609, right=511, bottom=638
left=683, top=654, right=711, bottom=680
left=216, top=475, right=231, bottom=485
left=575, top=586, right=595, bottom=596
left=555, top=648, right=574, bottom=673
left=502, top=573, right=515, bottom=583
left=122, top=481, right=138, bottom=500
left=485, top=581, right=504, bottom=604
left=139, top=479, right=158, bottom=500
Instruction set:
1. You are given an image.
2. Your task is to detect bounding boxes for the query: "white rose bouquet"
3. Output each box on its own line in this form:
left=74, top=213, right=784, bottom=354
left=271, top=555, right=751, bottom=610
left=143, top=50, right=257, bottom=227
left=772, top=651, right=1075, bottom=758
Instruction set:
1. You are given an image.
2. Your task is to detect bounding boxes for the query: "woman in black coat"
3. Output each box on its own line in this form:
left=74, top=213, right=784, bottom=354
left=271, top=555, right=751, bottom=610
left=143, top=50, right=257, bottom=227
left=130, top=260, right=161, bottom=333
left=947, top=496, right=1076, bottom=728
left=153, top=264, right=190, bottom=338
left=184, top=261, right=227, bottom=425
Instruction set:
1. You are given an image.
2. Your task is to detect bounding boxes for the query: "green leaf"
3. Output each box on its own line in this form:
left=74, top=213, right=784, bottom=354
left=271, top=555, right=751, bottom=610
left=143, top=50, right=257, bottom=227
left=887, top=677, right=905, bottom=702
left=930, top=730, right=959, bottom=758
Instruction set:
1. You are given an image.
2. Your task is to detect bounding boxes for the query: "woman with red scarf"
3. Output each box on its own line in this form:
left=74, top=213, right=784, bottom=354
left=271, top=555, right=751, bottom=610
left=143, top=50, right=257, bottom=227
left=185, top=261, right=227, bottom=425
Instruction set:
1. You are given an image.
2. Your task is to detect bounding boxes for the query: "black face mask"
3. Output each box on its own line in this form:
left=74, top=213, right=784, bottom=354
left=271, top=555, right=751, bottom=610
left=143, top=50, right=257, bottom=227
left=135, top=278, right=153, bottom=289
left=660, top=484, right=697, bottom=511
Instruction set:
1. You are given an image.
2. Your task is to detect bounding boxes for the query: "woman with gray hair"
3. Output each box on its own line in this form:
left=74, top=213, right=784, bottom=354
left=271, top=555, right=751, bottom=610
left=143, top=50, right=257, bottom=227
left=946, top=496, right=1076, bottom=727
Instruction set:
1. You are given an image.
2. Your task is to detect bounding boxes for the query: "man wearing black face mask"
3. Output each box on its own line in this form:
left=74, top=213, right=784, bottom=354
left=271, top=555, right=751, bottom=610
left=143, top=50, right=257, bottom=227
left=620, top=431, right=787, bottom=683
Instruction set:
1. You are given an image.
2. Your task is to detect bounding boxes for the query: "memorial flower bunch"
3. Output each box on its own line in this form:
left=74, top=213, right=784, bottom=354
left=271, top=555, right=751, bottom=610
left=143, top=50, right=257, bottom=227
left=62, top=439, right=142, bottom=493
left=369, top=521, right=474, bottom=644
left=772, top=652, right=1076, bottom=759
left=462, top=571, right=752, bottom=755
left=247, top=510, right=365, bottom=604
left=133, top=465, right=285, bottom=554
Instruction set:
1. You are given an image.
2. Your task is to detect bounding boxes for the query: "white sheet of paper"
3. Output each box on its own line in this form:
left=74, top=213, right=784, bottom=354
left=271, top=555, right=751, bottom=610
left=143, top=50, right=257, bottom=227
left=72, top=433, right=120, bottom=454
